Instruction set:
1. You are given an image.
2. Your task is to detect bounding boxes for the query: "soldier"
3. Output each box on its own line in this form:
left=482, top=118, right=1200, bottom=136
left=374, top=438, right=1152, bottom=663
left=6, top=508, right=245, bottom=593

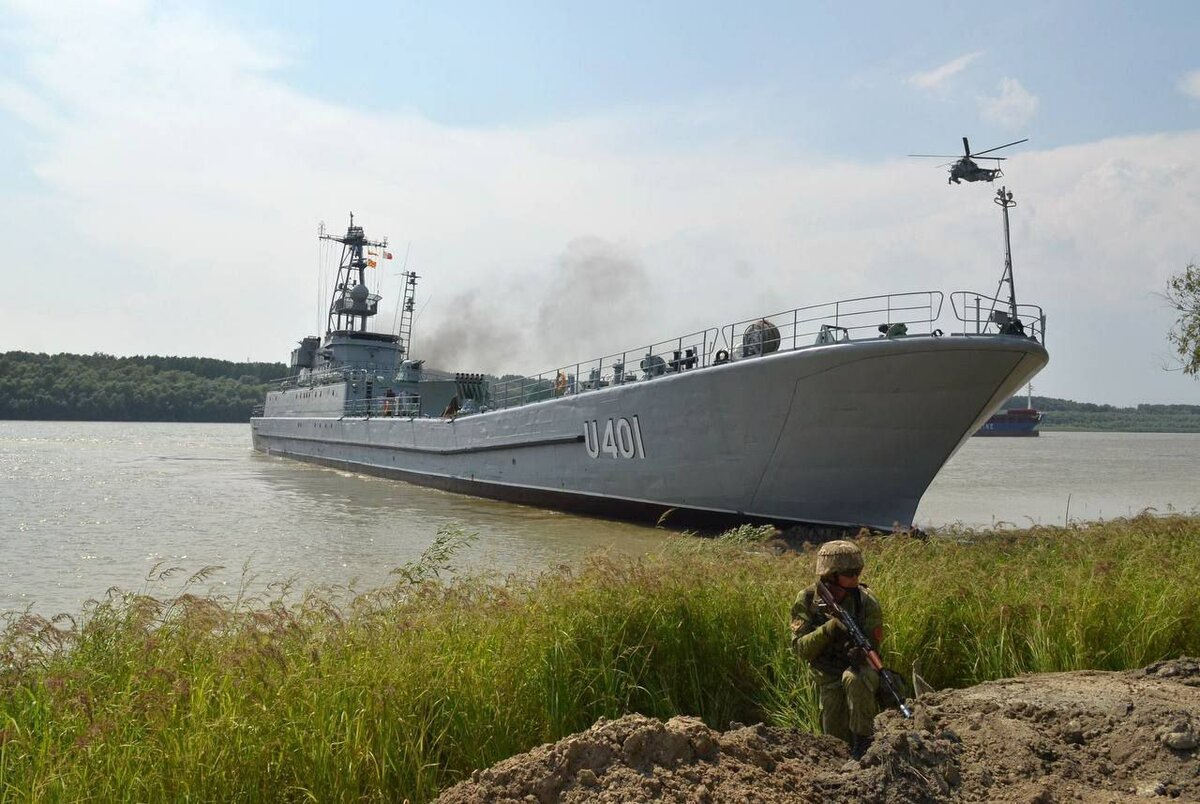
left=790, top=539, right=882, bottom=758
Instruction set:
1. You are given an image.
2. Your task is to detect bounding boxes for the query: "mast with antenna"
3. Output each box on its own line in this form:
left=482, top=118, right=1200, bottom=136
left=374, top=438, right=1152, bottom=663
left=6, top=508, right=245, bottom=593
left=994, top=187, right=1019, bottom=326
left=321, top=212, right=388, bottom=335
left=316, top=220, right=326, bottom=335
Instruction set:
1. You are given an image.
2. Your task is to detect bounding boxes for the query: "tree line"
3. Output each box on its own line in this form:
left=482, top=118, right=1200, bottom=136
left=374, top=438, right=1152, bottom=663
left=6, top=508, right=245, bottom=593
left=0, top=352, right=287, bottom=422
left=1008, top=395, right=1200, bottom=433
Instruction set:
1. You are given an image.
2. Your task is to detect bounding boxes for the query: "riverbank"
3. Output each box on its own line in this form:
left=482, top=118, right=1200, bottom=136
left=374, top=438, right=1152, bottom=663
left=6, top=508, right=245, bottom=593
left=1, top=515, right=1198, bottom=801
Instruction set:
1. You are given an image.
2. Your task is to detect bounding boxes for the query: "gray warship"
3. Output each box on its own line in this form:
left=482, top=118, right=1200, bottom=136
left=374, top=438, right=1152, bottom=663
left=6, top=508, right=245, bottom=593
left=252, top=193, right=1048, bottom=529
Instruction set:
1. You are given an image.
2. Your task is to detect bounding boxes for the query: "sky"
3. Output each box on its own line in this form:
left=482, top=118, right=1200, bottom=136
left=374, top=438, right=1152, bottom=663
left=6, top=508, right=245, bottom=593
left=1, top=0, right=1199, bottom=405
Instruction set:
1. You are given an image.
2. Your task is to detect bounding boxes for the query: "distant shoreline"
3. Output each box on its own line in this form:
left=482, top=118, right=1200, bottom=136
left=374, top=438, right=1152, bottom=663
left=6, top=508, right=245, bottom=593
left=0, top=351, right=285, bottom=423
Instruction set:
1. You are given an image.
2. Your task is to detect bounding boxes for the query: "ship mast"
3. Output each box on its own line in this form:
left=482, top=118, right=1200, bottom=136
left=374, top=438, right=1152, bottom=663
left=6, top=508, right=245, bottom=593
left=994, top=187, right=1019, bottom=326
left=321, top=213, right=388, bottom=335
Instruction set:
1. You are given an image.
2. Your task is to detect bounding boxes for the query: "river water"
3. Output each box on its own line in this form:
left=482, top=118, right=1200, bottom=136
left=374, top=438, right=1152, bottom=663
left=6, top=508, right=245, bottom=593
left=1, top=422, right=1197, bottom=616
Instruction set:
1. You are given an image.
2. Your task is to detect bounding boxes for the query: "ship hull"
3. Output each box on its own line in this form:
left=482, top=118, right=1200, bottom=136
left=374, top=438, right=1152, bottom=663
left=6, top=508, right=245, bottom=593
left=251, top=335, right=1047, bottom=529
left=975, top=408, right=1043, bottom=437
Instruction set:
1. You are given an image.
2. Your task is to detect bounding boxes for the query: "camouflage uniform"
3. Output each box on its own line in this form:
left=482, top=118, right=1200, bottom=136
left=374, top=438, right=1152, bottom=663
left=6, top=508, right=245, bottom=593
left=789, top=541, right=883, bottom=745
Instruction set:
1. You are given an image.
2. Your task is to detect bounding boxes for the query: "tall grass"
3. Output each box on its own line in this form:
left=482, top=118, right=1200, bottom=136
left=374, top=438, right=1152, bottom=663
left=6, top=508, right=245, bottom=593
left=0, top=514, right=1197, bottom=802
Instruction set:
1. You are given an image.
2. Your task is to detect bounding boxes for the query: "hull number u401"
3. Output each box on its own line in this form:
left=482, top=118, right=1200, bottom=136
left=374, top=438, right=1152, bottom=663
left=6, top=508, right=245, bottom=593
left=584, top=416, right=646, bottom=459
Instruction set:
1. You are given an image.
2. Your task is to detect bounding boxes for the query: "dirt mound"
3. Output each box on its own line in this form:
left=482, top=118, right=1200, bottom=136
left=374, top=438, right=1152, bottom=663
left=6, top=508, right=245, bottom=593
left=436, top=714, right=855, bottom=803
left=867, top=657, right=1200, bottom=802
left=437, top=659, right=1200, bottom=803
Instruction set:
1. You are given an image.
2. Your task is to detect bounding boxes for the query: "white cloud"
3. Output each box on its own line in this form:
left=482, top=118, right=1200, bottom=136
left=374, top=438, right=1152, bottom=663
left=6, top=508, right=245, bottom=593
left=979, top=77, right=1039, bottom=128
left=907, top=51, right=983, bottom=91
left=0, top=80, right=60, bottom=130
left=0, top=4, right=1198, bottom=404
left=1180, top=70, right=1200, bottom=99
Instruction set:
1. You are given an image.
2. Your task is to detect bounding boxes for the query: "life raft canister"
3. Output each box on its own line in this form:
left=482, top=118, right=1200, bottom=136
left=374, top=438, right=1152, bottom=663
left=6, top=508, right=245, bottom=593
left=742, top=319, right=781, bottom=357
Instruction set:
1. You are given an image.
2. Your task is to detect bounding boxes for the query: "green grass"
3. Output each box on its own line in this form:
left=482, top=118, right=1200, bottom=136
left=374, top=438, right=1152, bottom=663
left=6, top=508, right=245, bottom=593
left=1, top=514, right=1198, bottom=802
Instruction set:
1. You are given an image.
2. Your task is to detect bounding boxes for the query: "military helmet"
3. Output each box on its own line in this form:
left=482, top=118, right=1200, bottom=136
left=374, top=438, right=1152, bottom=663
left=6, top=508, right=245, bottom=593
left=816, top=539, right=864, bottom=576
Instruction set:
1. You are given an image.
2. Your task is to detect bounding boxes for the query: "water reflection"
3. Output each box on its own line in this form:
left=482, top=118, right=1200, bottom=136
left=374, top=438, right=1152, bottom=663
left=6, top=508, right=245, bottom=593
left=246, top=450, right=664, bottom=569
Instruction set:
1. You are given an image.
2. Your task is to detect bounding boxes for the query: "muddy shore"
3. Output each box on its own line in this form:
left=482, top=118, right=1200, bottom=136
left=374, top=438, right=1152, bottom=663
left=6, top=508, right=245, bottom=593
left=438, top=659, right=1200, bottom=803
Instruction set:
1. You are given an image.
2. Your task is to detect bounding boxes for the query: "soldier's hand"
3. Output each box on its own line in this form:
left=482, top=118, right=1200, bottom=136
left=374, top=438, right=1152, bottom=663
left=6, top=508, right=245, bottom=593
left=847, top=646, right=868, bottom=667
left=821, top=616, right=847, bottom=635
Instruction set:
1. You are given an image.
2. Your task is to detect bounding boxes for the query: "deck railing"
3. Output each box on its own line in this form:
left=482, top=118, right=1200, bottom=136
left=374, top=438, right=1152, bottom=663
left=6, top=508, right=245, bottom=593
left=490, top=327, right=720, bottom=409
left=949, top=291, right=1046, bottom=343
left=275, top=363, right=419, bottom=390
left=257, top=289, right=1046, bottom=419
left=716, top=290, right=944, bottom=359
left=341, top=396, right=422, bottom=418
left=489, top=291, right=945, bottom=410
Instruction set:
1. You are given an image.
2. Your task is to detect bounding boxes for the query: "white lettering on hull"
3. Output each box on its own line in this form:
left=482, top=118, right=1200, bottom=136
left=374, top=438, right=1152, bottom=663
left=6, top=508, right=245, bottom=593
left=583, top=415, right=645, bottom=459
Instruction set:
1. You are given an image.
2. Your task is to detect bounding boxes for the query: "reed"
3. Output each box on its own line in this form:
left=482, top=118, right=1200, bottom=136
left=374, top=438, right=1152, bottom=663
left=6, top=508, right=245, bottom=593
left=0, top=514, right=1197, bottom=802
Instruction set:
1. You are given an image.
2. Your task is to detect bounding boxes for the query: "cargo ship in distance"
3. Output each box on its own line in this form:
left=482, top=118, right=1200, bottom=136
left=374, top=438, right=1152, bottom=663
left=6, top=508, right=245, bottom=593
left=975, top=408, right=1043, bottom=436
left=251, top=192, right=1049, bottom=530
left=975, top=386, right=1043, bottom=437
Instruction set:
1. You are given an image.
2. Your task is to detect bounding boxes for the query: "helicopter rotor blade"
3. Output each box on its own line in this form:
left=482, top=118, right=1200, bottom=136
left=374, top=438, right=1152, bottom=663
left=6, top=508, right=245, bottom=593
left=907, top=154, right=961, bottom=158
left=963, top=136, right=971, bottom=157
left=972, top=138, right=1029, bottom=157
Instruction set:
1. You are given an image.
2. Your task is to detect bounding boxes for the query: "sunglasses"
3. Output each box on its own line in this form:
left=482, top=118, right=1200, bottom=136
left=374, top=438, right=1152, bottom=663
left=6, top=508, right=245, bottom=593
left=838, top=568, right=862, bottom=578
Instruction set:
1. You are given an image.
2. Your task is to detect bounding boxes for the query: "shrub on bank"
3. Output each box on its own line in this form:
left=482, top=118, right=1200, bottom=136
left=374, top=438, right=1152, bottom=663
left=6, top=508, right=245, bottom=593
left=0, top=514, right=1198, bottom=802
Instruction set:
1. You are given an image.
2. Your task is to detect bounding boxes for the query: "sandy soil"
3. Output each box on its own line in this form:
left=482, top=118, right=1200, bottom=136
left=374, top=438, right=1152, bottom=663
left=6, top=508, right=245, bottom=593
left=436, top=658, right=1200, bottom=803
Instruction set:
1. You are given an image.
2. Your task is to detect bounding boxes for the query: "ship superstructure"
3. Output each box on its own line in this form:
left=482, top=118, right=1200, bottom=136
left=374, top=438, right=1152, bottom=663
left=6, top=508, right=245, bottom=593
left=267, top=216, right=483, bottom=422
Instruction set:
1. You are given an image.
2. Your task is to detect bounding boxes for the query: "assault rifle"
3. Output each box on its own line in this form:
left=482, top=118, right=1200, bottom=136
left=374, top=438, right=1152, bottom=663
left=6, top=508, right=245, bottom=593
left=816, top=580, right=913, bottom=718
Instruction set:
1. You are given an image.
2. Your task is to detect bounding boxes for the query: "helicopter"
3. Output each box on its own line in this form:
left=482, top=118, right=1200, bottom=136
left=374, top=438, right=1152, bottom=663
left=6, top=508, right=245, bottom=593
left=909, top=137, right=1028, bottom=184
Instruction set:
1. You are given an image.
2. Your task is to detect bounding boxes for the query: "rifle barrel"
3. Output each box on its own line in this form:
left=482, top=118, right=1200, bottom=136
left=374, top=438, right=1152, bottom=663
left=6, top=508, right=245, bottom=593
left=815, top=581, right=913, bottom=719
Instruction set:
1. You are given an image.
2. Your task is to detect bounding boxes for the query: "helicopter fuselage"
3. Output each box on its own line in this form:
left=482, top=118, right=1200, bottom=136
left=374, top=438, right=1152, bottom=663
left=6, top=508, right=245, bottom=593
left=949, top=159, right=1002, bottom=184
